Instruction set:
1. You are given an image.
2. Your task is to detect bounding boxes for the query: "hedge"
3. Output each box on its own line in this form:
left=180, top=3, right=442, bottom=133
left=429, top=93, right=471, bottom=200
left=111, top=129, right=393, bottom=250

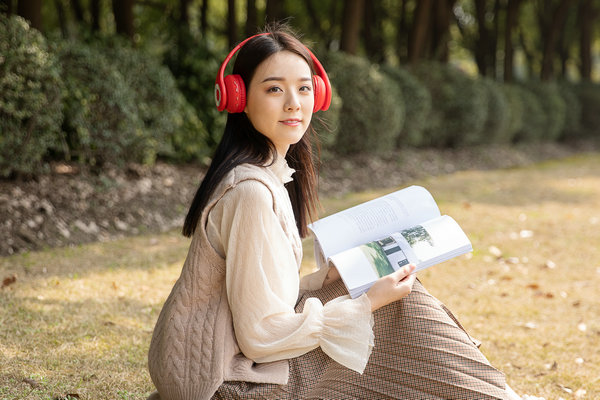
left=0, top=15, right=63, bottom=177
left=410, top=62, right=488, bottom=147
left=522, top=81, right=567, bottom=141
left=573, top=82, right=600, bottom=138
left=322, top=51, right=404, bottom=154
left=380, top=64, right=431, bottom=147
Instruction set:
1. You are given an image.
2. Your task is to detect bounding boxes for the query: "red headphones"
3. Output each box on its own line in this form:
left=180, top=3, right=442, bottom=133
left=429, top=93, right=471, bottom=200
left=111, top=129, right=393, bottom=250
left=214, top=33, right=332, bottom=114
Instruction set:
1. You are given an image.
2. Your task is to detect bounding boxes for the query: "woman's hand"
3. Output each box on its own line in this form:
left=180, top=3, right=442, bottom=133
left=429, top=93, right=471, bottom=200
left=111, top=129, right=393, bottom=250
left=366, top=264, right=416, bottom=312
left=323, top=265, right=341, bottom=286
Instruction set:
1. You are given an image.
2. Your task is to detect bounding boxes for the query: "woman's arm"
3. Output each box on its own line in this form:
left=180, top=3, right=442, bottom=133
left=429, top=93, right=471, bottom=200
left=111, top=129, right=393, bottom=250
left=211, top=180, right=374, bottom=373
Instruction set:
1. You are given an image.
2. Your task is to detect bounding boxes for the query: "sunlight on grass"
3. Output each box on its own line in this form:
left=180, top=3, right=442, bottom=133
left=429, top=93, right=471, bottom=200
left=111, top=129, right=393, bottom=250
left=1, top=153, right=599, bottom=399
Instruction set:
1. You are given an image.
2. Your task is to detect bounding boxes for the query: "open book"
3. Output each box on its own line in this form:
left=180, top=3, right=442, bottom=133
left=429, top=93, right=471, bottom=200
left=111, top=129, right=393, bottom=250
left=308, top=186, right=472, bottom=298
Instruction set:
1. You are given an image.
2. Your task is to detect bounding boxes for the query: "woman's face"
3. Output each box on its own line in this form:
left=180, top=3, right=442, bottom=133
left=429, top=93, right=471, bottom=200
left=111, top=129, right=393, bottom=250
left=244, top=50, right=314, bottom=157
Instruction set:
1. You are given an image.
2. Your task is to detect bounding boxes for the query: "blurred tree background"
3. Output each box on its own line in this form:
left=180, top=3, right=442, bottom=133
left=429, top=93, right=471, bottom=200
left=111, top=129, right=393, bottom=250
left=1, top=0, right=600, bottom=178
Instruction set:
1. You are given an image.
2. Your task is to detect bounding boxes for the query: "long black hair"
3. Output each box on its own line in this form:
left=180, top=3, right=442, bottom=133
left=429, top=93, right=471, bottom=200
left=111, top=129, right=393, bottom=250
left=182, top=27, right=321, bottom=239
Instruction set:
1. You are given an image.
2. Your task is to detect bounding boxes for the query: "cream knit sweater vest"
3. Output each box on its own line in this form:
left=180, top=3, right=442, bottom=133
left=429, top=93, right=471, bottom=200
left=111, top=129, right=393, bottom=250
left=148, top=164, right=292, bottom=400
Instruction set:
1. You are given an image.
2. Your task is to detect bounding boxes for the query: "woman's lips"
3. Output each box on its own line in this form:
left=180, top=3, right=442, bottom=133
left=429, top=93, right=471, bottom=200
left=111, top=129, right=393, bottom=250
left=280, top=119, right=301, bottom=126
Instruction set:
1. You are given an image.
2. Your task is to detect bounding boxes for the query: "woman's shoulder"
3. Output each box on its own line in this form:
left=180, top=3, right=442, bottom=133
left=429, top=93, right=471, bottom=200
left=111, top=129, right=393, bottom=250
left=211, top=164, right=276, bottom=206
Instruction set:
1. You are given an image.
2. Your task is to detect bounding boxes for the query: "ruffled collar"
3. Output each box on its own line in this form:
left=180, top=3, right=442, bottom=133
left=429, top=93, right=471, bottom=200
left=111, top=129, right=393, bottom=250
left=267, top=156, right=296, bottom=184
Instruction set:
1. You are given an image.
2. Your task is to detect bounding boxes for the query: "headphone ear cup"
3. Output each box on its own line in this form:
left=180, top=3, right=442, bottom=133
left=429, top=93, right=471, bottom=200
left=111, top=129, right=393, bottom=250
left=224, top=74, right=246, bottom=113
left=312, top=75, right=326, bottom=112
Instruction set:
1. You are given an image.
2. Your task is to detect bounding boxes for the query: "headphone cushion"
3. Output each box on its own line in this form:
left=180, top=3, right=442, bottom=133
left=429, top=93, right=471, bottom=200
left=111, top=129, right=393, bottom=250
left=224, top=74, right=246, bottom=113
left=312, top=75, right=326, bottom=112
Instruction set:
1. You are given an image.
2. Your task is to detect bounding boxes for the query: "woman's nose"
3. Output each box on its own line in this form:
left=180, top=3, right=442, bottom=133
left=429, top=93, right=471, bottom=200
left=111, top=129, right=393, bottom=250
left=284, top=93, right=301, bottom=111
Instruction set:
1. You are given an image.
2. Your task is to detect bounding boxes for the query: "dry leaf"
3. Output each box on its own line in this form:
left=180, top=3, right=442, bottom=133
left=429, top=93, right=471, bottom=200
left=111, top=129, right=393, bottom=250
left=526, top=283, right=540, bottom=290
left=22, top=377, right=39, bottom=388
left=558, top=384, right=573, bottom=394
left=544, top=361, right=558, bottom=370
left=53, top=394, right=80, bottom=400
left=520, top=230, right=534, bottom=238
left=488, top=246, right=502, bottom=258
left=2, top=275, right=16, bottom=288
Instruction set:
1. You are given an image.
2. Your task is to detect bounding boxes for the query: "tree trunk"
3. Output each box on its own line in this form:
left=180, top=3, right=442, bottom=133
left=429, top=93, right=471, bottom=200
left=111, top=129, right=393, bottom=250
left=396, top=0, right=408, bottom=63
left=112, top=0, right=134, bottom=41
left=491, top=0, right=500, bottom=78
left=364, top=0, right=385, bottom=63
left=431, top=0, right=455, bottom=62
left=579, top=0, right=594, bottom=81
left=71, top=0, right=85, bottom=23
left=227, top=0, right=237, bottom=48
left=200, top=0, right=208, bottom=36
left=304, top=0, right=325, bottom=39
left=503, top=0, right=522, bottom=82
left=245, top=0, right=257, bottom=37
left=90, top=0, right=100, bottom=32
left=265, top=0, right=281, bottom=24
left=540, top=0, right=574, bottom=81
left=54, top=0, right=68, bottom=37
left=340, top=0, right=364, bottom=55
left=180, top=0, right=191, bottom=26
left=408, top=0, right=432, bottom=63
left=17, top=0, right=42, bottom=30
left=1, top=0, right=13, bottom=14
left=474, top=0, right=490, bottom=76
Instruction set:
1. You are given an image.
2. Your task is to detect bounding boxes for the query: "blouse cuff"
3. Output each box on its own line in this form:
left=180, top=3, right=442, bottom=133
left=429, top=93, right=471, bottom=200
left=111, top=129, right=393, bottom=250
left=317, top=293, right=374, bottom=374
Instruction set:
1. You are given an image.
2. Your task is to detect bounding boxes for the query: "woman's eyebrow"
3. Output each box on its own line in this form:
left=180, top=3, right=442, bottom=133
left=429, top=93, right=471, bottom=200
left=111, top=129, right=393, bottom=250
left=261, top=76, right=312, bottom=83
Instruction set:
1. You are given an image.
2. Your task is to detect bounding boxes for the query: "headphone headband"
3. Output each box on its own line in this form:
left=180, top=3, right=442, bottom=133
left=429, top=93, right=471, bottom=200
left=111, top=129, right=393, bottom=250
left=214, top=33, right=332, bottom=113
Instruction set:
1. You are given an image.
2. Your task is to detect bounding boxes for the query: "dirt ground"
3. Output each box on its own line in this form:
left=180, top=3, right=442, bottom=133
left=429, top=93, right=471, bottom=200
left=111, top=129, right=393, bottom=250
left=1, top=140, right=596, bottom=257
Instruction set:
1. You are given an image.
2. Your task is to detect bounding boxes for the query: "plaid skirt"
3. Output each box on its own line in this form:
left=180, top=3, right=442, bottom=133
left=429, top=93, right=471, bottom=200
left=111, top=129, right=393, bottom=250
left=213, top=279, right=509, bottom=400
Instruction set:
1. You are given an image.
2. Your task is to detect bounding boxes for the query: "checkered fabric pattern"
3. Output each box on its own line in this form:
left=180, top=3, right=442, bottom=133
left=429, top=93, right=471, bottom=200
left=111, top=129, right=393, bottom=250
left=213, top=279, right=509, bottom=399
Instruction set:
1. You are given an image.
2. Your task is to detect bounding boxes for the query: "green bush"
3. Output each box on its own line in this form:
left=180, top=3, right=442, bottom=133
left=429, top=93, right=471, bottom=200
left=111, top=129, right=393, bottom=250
left=522, top=81, right=566, bottom=141
left=480, top=78, right=511, bottom=144
left=0, top=15, right=63, bottom=177
left=321, top=51, right=404, bottom=154
left=95, top=37, right=209, bottom=163
left=380, top=65, right=431, bottom=147
left=573, top=82, right=600, bottom=137
left=557, top=81, right=582, bottom=141
left=500, top=85, right=525, bottom=143
left=508, top=84, right=546, bottom=142
left=411, top=62, right=488, bottom=147
left=312, top=85, right=343, bottom=155
left=164, top=31, right=227, bottom=150
left=55, top=39, right=148, bottom=166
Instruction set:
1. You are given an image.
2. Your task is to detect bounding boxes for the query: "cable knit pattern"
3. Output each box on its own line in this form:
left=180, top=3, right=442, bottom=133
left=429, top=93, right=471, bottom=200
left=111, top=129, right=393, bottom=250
left=148, top=164, right=290, bottom=400
left=148, top=160, right=374, bottom=400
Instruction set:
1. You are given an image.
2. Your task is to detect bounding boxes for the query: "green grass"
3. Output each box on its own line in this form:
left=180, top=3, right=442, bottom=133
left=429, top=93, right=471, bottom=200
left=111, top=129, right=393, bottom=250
left=2, top=153, right=599, bottom=399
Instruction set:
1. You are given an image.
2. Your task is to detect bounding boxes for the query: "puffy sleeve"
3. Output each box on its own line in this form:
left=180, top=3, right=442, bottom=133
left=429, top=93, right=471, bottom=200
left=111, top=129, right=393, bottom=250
left=207, top=180, right=374, bottom=374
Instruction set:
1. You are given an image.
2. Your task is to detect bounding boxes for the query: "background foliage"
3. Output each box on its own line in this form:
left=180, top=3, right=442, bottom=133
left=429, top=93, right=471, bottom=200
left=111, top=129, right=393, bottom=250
left=1, top=0, right=600, bottom=177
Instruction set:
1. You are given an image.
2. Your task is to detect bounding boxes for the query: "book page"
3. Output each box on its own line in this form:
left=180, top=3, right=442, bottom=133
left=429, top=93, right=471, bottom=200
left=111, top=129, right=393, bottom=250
left=399, top=215, right=472, bottom=270
left=331, top=233, right=412, bottom=298
left=309, top=186, right=440, bottom=260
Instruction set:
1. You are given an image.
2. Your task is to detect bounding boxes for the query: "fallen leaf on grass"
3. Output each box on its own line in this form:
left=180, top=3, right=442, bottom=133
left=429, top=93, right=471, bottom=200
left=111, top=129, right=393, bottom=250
left=544, top=361, right=558, bottom=370
left=2, top=275, right=16, bottom=288
left=53, top=394, right=80, bottom=400
left=22, top=377, right=39, bottom=388
left=488, top=246, right=503, bottom=258
left=558, top=384, right=573, bottom=394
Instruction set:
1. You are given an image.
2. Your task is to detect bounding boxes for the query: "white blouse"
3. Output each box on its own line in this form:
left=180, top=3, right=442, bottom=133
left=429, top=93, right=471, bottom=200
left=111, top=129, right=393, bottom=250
left=206, top=157, right=374, bottom=374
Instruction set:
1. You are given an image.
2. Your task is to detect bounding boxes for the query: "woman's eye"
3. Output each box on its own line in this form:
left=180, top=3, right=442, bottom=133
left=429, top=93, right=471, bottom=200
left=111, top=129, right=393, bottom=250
left=267, top=86, right=282, bottom=93
left=300, top=85, right=312, bottom=92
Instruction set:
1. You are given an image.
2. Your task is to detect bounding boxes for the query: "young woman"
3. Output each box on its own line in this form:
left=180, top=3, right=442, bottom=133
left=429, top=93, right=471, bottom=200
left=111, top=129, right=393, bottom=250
left=147, top=27, right=518, bottom=400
